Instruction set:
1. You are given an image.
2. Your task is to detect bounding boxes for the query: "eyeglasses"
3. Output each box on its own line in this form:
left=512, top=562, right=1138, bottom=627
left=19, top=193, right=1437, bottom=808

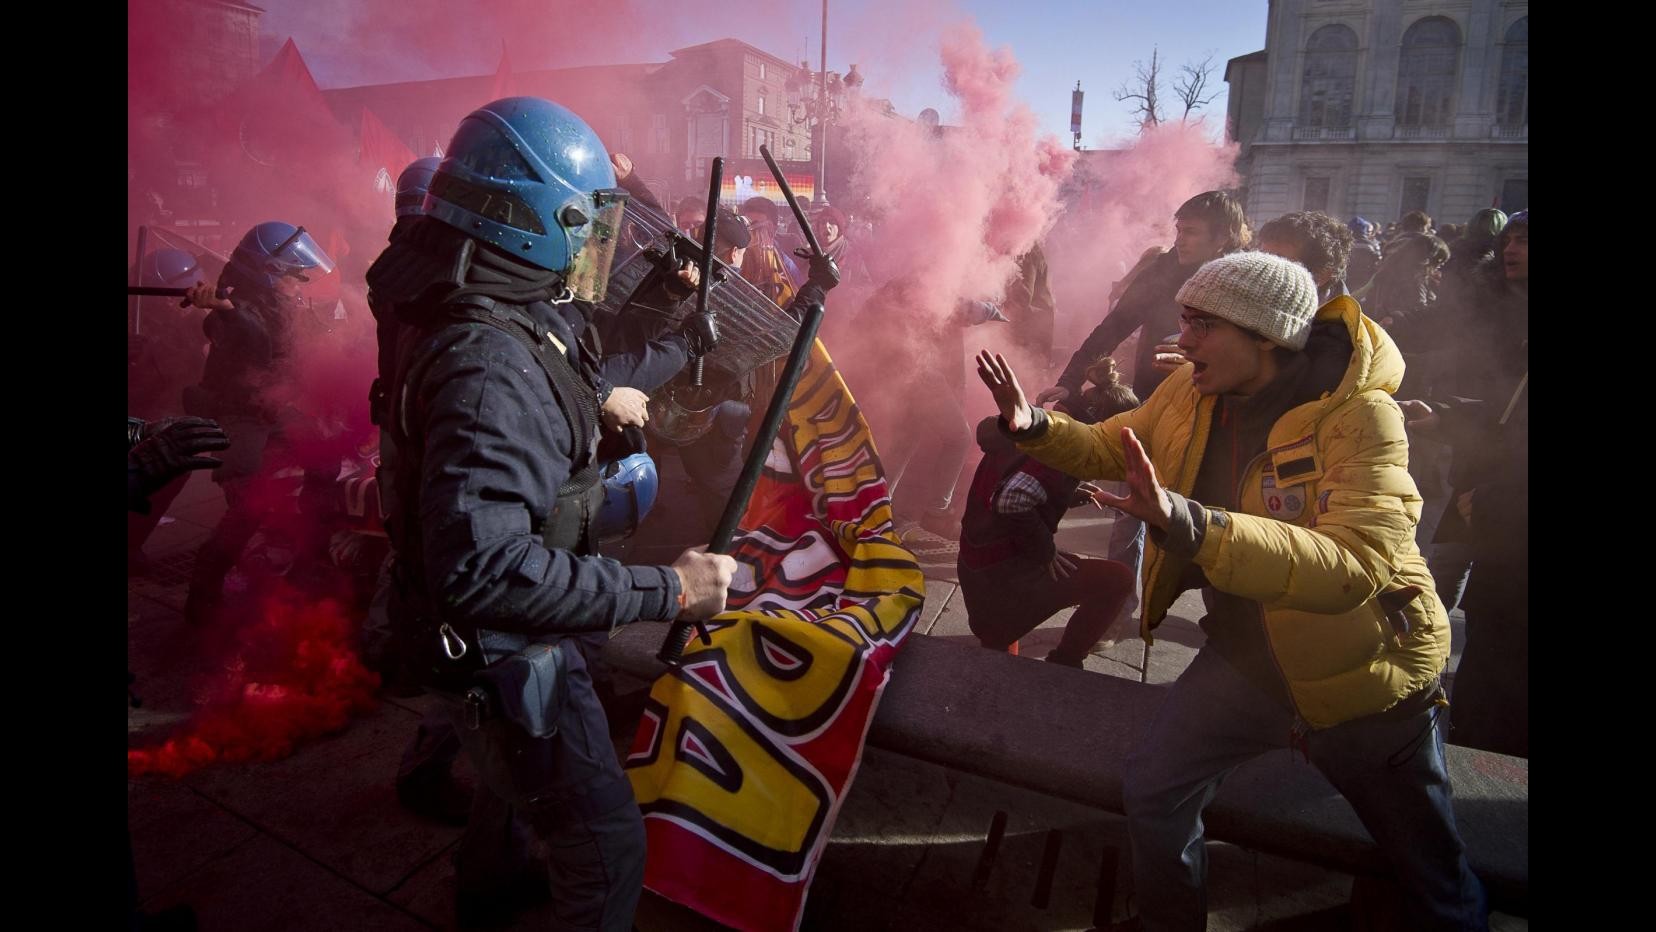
left=1177, top=314, right=1223, bottom=338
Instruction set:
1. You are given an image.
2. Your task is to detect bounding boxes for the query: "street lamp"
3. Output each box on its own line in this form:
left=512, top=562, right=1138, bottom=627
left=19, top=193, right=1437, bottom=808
left=786, top=64, right=857, bottom=206
left=784, top=3, right=861, bottom=207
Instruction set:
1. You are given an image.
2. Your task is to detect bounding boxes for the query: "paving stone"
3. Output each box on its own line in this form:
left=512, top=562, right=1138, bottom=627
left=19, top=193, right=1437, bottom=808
left=916, top=579, right=958, bottom=636
left=142, top=517, right=212, bottom=562
left=184, top=700, right=461, bottom=896
left=140, top=833, right=432, bottom=932
left=129, top=778, right=259, bottom=899
left=167, top=492, right=229, bottom=533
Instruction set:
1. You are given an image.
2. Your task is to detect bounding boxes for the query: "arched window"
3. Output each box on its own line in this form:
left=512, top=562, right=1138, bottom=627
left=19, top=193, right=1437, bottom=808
left=1300, top=25, right=1359, bottom=129
left=1496, top=18, right=1527, bottom=127
left=1395, top=17, right=1461, bottom=128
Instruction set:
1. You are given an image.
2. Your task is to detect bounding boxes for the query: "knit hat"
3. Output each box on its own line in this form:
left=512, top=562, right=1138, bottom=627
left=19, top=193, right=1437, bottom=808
left=1174, top=252, right=1320, bottom=350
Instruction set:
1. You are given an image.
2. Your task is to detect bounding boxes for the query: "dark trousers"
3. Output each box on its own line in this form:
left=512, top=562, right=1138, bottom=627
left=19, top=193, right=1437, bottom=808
left=128, top=473, right=190, bottom=558
left=187, top=482, right=266, bottom=611
left=1447, top=584, right=1528, bottom=758
left=964, top=557, right=1135, bottom=660
left=1123, top=649, right=1487, bottom=931
left=435, top=645, right=644, bottom=931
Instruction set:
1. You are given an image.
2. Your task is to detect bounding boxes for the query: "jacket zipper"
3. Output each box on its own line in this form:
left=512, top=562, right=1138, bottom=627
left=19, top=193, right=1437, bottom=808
left=1233, top=447, right=1311, bottom=761
left=1140, top=397, right=1209, bottom=643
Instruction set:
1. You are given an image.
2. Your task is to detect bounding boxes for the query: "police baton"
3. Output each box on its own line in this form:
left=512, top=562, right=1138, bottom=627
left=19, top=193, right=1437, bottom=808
left=655, top=297, right=826, bottom=665
left=690, top=158, right=723, bottom=389
left=758, top=144, right=825, bottom=260
left=656, top=149, right=832, bottom=666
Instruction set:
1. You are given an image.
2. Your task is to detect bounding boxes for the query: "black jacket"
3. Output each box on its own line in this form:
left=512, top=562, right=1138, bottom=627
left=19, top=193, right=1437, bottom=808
left=1058, top=249, right=1195, bottom=400
left=369, top=226, right=684, bottom=637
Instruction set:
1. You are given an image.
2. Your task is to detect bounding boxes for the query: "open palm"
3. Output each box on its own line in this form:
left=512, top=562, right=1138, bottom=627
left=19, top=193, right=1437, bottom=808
left=975, top=350, right=1033, bottom=431
left=1091, top=427, right=1174, bottom=530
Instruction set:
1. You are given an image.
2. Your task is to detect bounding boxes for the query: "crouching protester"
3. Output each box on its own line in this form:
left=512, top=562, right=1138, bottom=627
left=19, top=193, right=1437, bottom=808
left=959, top=358, right=1139, bottom=666
left=975, top=251, right=1486, bottom=931
left=367, top=97, right=736, bottom=930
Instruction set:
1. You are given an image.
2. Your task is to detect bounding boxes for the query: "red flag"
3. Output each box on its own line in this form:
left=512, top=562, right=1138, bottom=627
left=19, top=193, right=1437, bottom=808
left=488, top=40, right=515, bottom=101
left=627, top=342, right=925, bottom=931
left=359, top=106, right=417, bottom=200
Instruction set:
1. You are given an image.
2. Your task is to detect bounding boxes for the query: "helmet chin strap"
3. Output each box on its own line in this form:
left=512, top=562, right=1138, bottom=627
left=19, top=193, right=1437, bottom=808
left=547, top=283, right=575, bottom=305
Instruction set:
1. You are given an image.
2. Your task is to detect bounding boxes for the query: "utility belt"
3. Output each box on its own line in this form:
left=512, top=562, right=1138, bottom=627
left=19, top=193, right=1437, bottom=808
left=439, top=628, right=570, bottom=739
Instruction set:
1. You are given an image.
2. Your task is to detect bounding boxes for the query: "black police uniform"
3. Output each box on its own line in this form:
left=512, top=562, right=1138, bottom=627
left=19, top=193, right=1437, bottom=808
left=370, top=219, right=683, bottom=930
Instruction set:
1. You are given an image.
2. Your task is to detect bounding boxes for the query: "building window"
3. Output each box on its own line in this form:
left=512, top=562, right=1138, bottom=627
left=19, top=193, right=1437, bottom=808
left=1400, top=176, right=1432, bottom=216
left=652, top=114, right=670, bottom=155
left=758, top=94, right=766, bottom=116
left=1499, top=178, right=1527, bottom=213
left=1299, top=25, right=1358, bottom=129
left=1496, top=18, right=1527, bottom=128
left=1395, top=17, right=1461, bottom=128
left=1303, top=177, right=1331, bottom=213
left=759, top=62, right=766, bottom=80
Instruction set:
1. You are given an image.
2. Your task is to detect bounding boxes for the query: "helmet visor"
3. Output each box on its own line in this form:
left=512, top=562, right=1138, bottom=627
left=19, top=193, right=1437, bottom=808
left=564, top=189, right=628, bottom=303
left=271, top=227, right=337, bottom=278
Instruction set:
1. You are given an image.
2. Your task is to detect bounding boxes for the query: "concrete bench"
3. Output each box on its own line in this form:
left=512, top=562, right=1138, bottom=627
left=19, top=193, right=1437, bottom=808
left=602, top=626, right=1528, bottom=916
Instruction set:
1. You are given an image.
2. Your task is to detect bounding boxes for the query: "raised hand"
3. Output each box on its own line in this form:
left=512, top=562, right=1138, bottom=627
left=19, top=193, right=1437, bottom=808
left=1090, top=427, right=1173, bottom=530
left=975, top=349, right=1034, bottom=432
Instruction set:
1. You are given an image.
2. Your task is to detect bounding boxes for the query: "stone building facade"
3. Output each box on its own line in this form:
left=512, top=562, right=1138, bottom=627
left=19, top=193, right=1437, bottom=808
left=1225, top=0, right=1527, bottom=226
left=323, top=39, right=822, bottom=211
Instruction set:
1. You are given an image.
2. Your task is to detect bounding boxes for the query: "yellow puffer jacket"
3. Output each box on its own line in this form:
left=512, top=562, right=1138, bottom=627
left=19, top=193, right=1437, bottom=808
left=1017, top=295, right=1449, bottom=728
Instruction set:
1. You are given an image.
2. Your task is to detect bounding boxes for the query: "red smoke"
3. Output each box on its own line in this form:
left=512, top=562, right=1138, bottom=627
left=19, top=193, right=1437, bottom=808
left=1043, top=119, right=1239, bottom=358
left=128, top=580, right=380, bottom=779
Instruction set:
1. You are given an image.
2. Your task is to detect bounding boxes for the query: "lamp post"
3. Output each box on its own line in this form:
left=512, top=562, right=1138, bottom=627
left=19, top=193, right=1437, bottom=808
left=785, top=4, right=861, bottom=207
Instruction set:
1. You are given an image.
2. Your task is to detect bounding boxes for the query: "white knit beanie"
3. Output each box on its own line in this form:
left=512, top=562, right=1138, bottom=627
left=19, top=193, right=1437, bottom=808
left=1174, top=252, right=1319, bottom=350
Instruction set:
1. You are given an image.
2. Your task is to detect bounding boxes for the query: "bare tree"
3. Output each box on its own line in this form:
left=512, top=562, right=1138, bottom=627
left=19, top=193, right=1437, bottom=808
left=1114, top=47, right=1163, bottom=130
left=1173, top=52, right=1221, bottom=122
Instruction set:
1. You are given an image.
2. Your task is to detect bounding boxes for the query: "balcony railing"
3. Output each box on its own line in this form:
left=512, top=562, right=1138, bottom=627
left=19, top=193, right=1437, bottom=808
left=1291, top=125, right=1355, bottom=141
left=1491, top=124, right=1528, bottom=139
left=1394, top=124, right=1449, bottom=139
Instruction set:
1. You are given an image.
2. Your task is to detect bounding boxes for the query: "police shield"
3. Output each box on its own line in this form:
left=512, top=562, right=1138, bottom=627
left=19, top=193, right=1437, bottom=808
left=594, top=199, right=803, bottom=443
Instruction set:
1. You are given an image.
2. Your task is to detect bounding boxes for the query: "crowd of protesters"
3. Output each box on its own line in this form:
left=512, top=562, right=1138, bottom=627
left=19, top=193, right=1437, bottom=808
left=128, top=92, right=1526, bottom=930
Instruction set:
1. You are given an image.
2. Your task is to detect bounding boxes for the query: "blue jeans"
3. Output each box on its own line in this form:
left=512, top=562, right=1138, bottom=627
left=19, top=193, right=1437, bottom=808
left=1104, top=506, right=1145, bottom=636
left=1123, top=648, right=1486, bottom=932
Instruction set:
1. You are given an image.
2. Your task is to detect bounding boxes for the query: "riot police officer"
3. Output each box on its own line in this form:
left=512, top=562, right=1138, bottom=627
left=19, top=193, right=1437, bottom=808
left=366, top=97, right=735, bottom=930
left=180, top=221, right=335, bottom=625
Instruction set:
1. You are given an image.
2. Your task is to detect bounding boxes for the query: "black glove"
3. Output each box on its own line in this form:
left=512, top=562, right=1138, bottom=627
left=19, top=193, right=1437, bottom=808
left=682, top=313, right=720, bottom=357
left=128, top=416, right=231, bottom=509
left=795, top=249, right=841, bottom=292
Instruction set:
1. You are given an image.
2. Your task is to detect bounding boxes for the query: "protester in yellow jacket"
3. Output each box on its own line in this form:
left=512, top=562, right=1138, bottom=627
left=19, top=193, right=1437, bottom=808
left=977, top=251, right=1485, bottom=932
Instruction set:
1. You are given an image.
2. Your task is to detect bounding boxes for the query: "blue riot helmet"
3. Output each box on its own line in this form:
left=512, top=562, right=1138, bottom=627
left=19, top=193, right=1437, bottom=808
left=395, top=157, right=442, bottom=218
left=140, top=248, right=206, bottom=289
left=594, top=453, right=659, bottom=543
left=1347, top=216, right=1374, bottom=239
left=424, top=97, right=628, bottom=299
left=227, top=221, right=337, bottom=290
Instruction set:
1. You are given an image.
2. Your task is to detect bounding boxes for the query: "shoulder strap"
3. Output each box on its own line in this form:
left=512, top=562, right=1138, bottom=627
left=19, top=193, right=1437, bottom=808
left=444, top=304, right=604, bottom=493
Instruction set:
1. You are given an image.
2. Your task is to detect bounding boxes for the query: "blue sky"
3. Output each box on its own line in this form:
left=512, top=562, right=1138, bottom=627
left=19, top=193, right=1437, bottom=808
left=257, top=0, right=1268, bottom=147
left=945, top=1, right=1267, bottom=145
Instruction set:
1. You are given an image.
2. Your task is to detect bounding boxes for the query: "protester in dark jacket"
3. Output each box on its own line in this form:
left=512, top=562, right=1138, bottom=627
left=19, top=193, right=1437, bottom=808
left=1345, top=217, right=1382, bottom=290
left=960, top=359, right=1138, bottom=666
left=1040, top=190, right=1247, bottom=402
